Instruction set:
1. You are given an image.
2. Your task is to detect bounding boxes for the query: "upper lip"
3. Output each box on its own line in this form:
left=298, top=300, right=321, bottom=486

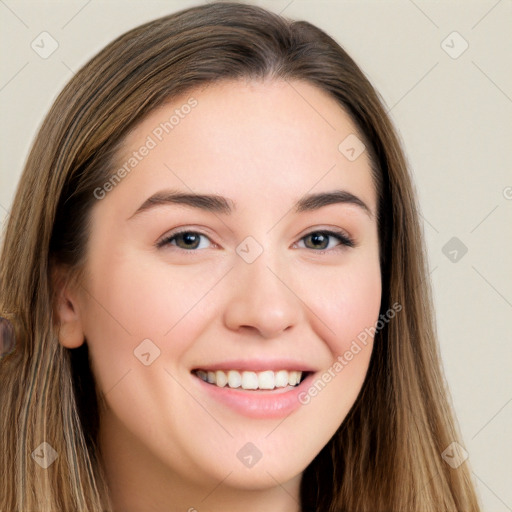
left=192, top=358, right=317, bottom=373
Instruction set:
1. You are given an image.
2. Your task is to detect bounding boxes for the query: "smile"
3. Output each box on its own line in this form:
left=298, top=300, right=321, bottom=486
left=194, top=369, right=305, bottom=390
left=191, top=366, right=315, bottom=418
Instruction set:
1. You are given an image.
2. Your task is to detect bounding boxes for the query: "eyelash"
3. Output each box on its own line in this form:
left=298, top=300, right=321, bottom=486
left=156, top=228, right=355, bottom=253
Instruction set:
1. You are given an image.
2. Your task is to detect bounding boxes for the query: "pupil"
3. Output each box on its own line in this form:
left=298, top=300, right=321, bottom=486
left=310, top=233, right=327, bottom=249
left=181, top=233, right=199, bottom=248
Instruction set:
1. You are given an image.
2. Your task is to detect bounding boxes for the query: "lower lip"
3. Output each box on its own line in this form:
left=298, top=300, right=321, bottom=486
left=193, top=373, right=315, bottom=419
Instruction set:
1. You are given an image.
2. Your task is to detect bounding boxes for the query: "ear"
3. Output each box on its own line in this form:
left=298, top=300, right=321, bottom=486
left=52, top=265, right=85, bottom=349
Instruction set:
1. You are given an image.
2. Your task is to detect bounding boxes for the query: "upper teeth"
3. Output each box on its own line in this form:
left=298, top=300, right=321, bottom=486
left=195, top=369, right=303, bottom=390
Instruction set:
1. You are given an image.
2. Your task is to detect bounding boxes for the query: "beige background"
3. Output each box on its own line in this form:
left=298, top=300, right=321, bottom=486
left=1, top=1, right=511, bottom=509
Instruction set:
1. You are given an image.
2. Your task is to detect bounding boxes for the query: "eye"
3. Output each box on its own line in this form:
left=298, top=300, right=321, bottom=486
left=156, top=230, right=212, bottom=250
left=156, top=228, right=354, bottom=252
left=297, top=230, right=354, bottom=251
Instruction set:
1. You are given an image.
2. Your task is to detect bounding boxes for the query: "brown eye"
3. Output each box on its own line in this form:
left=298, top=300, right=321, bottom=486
left=299, top=230, right=354, bottom=251
left=174, top=232, right=201, bottom=249
left=157, top=231, right=211, bottom=250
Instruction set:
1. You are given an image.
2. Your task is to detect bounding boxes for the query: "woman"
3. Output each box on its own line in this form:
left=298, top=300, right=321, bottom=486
left=0, top=2, right=481, bottom=511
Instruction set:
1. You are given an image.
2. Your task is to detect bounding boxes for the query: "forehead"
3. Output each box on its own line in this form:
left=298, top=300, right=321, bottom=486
left=110, top=78, right=376, bottom=212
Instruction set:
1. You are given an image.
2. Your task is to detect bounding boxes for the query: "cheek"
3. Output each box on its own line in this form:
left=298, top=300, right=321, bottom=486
left=294, top=256, right=381, bottom=429
left=80, top=251, right=227, bottom=392
left=299, top=253, right=382, bottom=359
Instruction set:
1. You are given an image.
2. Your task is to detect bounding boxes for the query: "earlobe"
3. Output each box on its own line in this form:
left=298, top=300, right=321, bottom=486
left=58, top=325, right=85, bottom=348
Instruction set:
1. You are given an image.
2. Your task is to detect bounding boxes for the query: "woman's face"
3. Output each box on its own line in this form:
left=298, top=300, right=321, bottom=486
left=61, top=79, right=381, bottom=500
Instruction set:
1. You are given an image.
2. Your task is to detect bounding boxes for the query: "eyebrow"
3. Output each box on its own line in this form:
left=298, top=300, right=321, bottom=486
left=128, top=189, right=373, bottom=219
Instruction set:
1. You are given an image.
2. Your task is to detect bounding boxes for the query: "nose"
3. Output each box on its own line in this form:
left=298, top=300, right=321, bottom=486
left=222, top=252, right=302, bottom=339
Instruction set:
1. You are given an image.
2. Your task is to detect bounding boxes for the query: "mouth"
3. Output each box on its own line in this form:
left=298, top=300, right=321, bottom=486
left=192, top=369, right=309, bottom=391
left=190, top=361, right=317, bottom=418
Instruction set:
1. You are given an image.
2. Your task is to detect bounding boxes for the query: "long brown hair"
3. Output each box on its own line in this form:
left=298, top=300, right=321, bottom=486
left=0, top=2, right=481, bottom=510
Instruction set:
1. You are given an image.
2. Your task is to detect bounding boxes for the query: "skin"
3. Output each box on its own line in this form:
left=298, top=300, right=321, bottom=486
left=55, top=79, right=382, bottom=512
